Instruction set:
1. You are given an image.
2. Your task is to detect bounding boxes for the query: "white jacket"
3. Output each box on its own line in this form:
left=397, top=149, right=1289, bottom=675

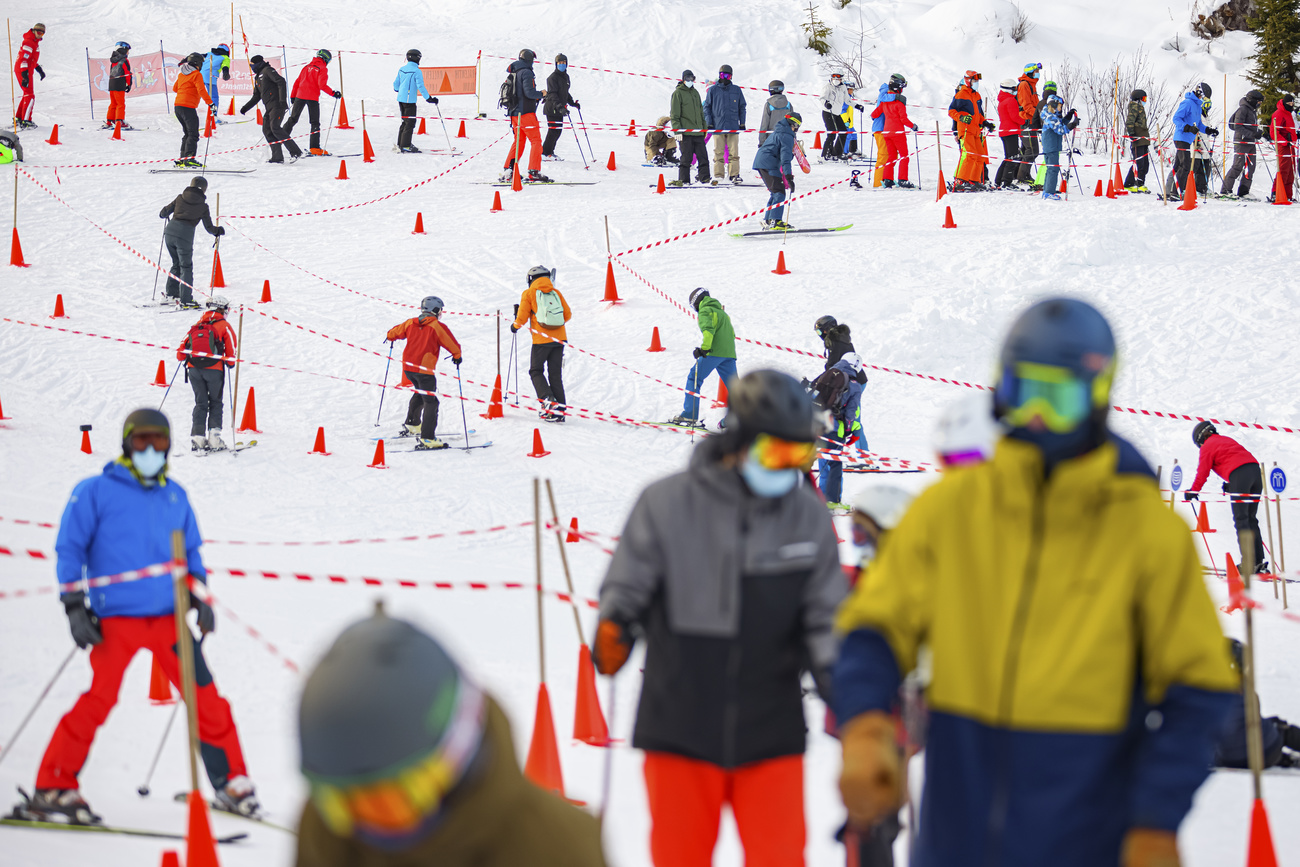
left=821, top=80, right=848, bottom=113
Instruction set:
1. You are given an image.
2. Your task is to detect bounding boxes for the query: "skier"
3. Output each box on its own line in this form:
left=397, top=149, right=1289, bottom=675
left=1169, top=83, right=1217, bottom=198
left=821, top=72, right=850, bottom=160
left=871, top=74, right=918, bottom=189
left=812, top=315, right=869, bottom=384
left=240, top=55, right=302, bottom=163
left=594, top=369, right=844, bottom=867
left=294, top=604, right=606, bottom=865
left=811, top=351, right=866, bottom=509
left=1015, top=63, right=1042, bottom=186
left=757, top=80, right=791, bottom=146
left=703, top=63, right=746, bottom=183
left=386, top=297, right=462, bottom=450
left=541, top=53, right=579, bottom=158
left=0, top=129, right=23, bottom=163
left=1024, top=79, right=1059, bottom=191
left=994, top=78, right=1023, bottom=188
left=669, top=288, right=736, bottom=427
left=1220, top=89, right=1263, bottom=199
left=158, top=176, right=224, bottom=308
left=1214, top=640, right=1300, bottom=770
left=869, top=78, right=896, bottom=186
left=393, top=49, right=437, bottom=154
left=500, top=49, right=549, bottom=183
left=948, top=70, right=993, bottom=191
left=171, top=52, right=213, bottom=168
left=840, top=81, right=864, bottom=158
left=753, top=110, right=801, bottom=230
left=200, top=44, right=232, bottom=120
left=1039, top=93, right=1078, bottom=200
left=1185, top=421, right=1267, bottom=572
left=13, top=22, right=44, bottom=130
left=1191, top=94, right=1216, bottom=195
left=669, top=70, right=709, bottom=186
left=833, top=297, right=1239, bottom=867
left=104, top=41, right=132, bottom=130
left=19, top=408, right=258, bottom=825
left=1268, top=93, right=1296, bottom=203
left=511, top=266, right=571, bottom=422
left=644, top=116, right=679, bottom=165
left=284, top=49, right=341, bottom=156
left=177, top=296, right=237, bottom=451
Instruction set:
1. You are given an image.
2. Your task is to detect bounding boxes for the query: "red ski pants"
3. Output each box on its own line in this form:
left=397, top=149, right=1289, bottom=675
left=37, top=615, right=247, bottom=791
left=17, top=78, right=35, bottom=122
left=881, top=132, right=910, bottom=182
left=107, top=92, right=126, bottom=124
left=505, top=112, right=543, bottom=173
left=643, top=751, right=806, bottom=867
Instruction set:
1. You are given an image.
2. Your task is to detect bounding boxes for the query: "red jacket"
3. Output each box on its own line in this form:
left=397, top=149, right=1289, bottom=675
left=177, top=311, right=237, bottom=368
left=14, top=29, right=41, bottom=75
left=290, top=57, right=334, bottom=101
left=872, top=98, right=913, bottom=134
left=997, top=91, right=1022, bottom=137
left=1190, top=434, right=1257, bottom=492
left=386, top=315, right=462, bottom=375
left=1271, top=100, right=1295, bottom=152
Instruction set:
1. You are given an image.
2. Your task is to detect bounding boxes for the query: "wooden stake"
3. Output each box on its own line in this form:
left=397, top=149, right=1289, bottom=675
left=534, top=478, right=546, bottom=685
left=170, top=530, right=201, bottom=791
left=337, top=51, right=344, bottom=99
left=1263, top=463, right=1278, bottom=598
left=1276, top=476, right=1288, bottom=609
left=604, top=215, right=611, bottom=256
left=8, top=20, right=16, bottom=133
left=231, top=307, right=244, bottom=431
left=935, top=121, right=944, bottom=179
left=1223, top=73, right=1228, bottom=174
left=495, top=308, right=500, bottom=378
left=1153, top=121, right=1169, bottom=207
left=545, top=479, right=586, bottom=645
left=1238, top=529, right=1264, bottom=799
left=209, top=193, right=221, bottom=290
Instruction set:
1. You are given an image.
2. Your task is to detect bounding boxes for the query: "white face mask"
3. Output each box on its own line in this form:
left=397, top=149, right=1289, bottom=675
left=131, top=446, right=167, bottom=480
left=684, top=80, right=695, bottom=89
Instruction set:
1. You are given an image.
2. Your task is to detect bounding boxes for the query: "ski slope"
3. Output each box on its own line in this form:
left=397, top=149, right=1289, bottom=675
left=2, top=0, right=1298, bottom=864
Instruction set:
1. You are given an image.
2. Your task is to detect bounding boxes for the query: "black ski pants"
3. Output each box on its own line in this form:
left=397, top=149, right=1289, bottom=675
left=529, top=342, right=566, bottom=411
left=541, top=112, right=565, bottom=156
left=397, top=101, right=417, bottom=149
left=188, top=365, right=225, bottom=435
left=1124, top=142, right=1150, bottom=187
left=995, top=134, right=1020, bottom=186
left=1016, top=129, right=1039, bottom=182
left=284, top=98, right=322, bottom=150
left=405, top=371, right=440, bottom=439
left=175, top=106, right=200, bottom=159
left=163, top=224, right=196, bottom=304
left=678, top=134, right=710, bottom=184
left=1170, top=141, right=1193, bottom=197
left=821, top=111, right=848, bottom=158
left=1227, top=462, right=1267, bottom=569
left=262, top=104, right=301, bottom=161
left=1222, top=142, right=1257, bottom=196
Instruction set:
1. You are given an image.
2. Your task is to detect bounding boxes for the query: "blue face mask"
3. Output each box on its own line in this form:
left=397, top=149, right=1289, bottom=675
left=557, top=63, right=567, bottom=72
left=739, top=457, right=799, bottom=498
left=132, top=446, right=167, bottom=480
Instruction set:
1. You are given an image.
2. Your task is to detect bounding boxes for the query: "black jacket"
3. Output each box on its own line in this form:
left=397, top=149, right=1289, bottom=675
left=160, top=187, right=220, bottom=239
left=108, top=48, right=132, bottom=93
left=241, top=65, right=289, bottom=114
left=508, top=60, right=542, bottom=116
left=823, top=325, right=868, bottom=384
left=543, top=69, right=576, bottom=117
left=1229, top=98, right=1261, bottom=144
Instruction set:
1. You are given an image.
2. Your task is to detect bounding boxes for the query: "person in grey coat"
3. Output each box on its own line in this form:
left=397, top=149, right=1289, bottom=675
left=758, top=80, right=791, bottom=146
left=158, top=176, right=224, bottom=308
left=1222, top=89, right=1264, bottom=198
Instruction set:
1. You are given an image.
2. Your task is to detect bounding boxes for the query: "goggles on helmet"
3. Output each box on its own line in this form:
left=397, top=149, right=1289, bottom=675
left=749, top=433, right=817, bottom=471
left=998, top=361, right=1110, bottom=433
left=128, top=431, right=170, bottom=452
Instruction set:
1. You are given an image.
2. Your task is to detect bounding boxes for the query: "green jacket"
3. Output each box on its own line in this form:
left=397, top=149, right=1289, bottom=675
left=696, top=296, right=735, bottom=358
left=1125, top=100, right=1149, bottom=145
left=670, top=82, right=705, bottom=137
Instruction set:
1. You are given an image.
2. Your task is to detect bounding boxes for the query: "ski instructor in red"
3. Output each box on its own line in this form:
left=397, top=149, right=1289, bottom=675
left=23, top=409, right=258, bottom=824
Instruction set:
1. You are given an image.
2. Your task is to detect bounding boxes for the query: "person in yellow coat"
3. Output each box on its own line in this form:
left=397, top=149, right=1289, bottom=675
left=833, top=297, right=1239, bottom=867
left=947, top=70, right=992, bottom=190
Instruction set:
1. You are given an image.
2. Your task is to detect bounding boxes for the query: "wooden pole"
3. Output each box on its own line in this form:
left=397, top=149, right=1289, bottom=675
left=935, top=121, right=944, bottom=180
left=11, top=164, right=16, bottom=232
left=231, top=307, right=244, bottom=434
left=361, top=98, right=366, bottom=135
left=209, top=193, right=220, bottom=291
left=1113, top=66, right=1120, bottom=184
left=1238, top=529, right=1264, bottom=799
left=160, top=41, right=171, bottom=114
left=534, top=478, right=546, bottom=685
left=337, top=51, right=344, bottom=105
left=496, top=308, right=501, bottom=378
left=1263, top=463, right=1278, bottom=599
left=604, top=215, right=611, bottom=256
left=8, top=21, right=16, bottom=133
left=170, top=530, right=201, bottom=792
left=1276, top=474, right=1287, bottom=609
left=1153, top=121, right=1169, bottom=206
left=545, top=479, right=587, bottom=645
left=1223, top=73, right=1228, bottom=175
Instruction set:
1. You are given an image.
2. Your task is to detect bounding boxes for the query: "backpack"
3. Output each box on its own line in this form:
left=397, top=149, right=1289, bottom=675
left=185, top=318, right=225, bottom=368
left=535, top=289, right=566, bottom=327
left=810, top=367, right=849, bottom=416
left=498, top=69, right=518, bottom=115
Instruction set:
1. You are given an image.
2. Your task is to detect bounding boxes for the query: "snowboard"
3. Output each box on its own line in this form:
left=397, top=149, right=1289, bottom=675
left=728, top=224, right=854, bottom=238
left=793, top=140, right=811, bottom=173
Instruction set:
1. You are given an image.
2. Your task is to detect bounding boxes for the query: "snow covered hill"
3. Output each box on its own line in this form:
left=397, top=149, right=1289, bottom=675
left=2, top=0, right=1298, bottom=864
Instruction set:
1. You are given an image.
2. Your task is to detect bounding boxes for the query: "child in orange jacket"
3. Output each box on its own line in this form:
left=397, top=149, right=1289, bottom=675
left=172, top=52, right=214, bottom=167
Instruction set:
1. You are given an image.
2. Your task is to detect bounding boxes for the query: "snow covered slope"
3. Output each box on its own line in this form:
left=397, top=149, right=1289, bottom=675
left=2, top=0, right=1298, bottom=865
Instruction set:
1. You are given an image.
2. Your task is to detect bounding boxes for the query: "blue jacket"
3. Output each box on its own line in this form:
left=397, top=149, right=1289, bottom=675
left=55, top=460, right=206, bottom=618
left=201, top=52, right=230, bottom=87
left=871, top=84, right=895, bottom=133
left=393, top=61, right=431, bottom=102
left=1173, top=91, right=1207, bottom=144
left=752, top=116, right=795, bottom=175
left=703, top=79, right=747, bottom=131
left=831, top=358, right=863, bottom=435
left=1041, top=108, right=1069, bottom=153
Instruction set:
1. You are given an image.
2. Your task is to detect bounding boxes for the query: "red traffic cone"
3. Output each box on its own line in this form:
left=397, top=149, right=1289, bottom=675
left=51, top=294, right=67, bottom=318
left=602, top=261, right=620, bottom=302
left=457, top=119, right=467, bottom=138
left=1060, top=173, right=1068, bottom=193
left=524, top=684, right=565, bottom=795
left=1105, top=178, right=1116, bottom=199
left=647, top=327, right=665, bottom=352
left=149, top=653, right=174, bottom=704
left=203, top=111, right=214, bottom=138
left=511, top=161, right=523, bottom=192
left=184, top=790, right=220, bottom=867
left=480, top=374, right=504, bottom=419
left=417, top=117, right=427, bottom=136
left=772, top=250, right=791, bottom=274
left=310, top=426, right=331, bottom=455
left=712, top=378, right=729, bottom=408
left=0, top=394, right=10, bottom=420
left=1222, top=555, right=1245, bottom=613
left=45, top=124, right=60, bottom=145
left=1194, top=501, right=1216, bottom=533
left=151, top=360, right=168, bottom=387
left=935, top=170, right=947, bottom=202
left=1247, top=798, right=1280, bottom=867
left=363, top=130, right=376, bottom=163
left=237, top=387, right=260, bottom=432
left=412, top=212, right=426, bottom=234
left=159, top=851, right=181, bottom=867
left=11, top=228, right=29, bottom=267
left=79, top=425, right=92, bottom=454
left=527, top=428, right=551, bottom=458
left=566, top=517, right=580, bottom=542
left=1113, top=164, right=1128, bottom=195
left=112, top=120, right=123, bottom=141
left=337, top=159, right=349, bottom=180
left=336, top=97, right=352, bottom=129
left=1094, top=179, right=1104, bottom=197
left=573, top=646, right=610, bottom=746
left=368, top=439, right=388, bottom=468
left=813, top=130, right=823, bottom=149
left=490, top=190, right=504, bottom=212
left=226, top=96, right=235, bottom=116
left=606, top=151, right=617, bottom=171
left=1274, top=174, right=1292, bottom=205
left=256, top=106, right=263, bottom=125
left=942, top=206, right=957, bottom=229
left=210, top=251, right=225, bottom=288
left=626, top=119, right=636, bottom=136
left=259, top=279, right=272, bottom=303
left=655, top=173, right=666, bottom=194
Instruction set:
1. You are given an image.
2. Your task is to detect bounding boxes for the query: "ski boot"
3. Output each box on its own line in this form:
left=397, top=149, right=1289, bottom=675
left=897, top=180, right=916, bottom=189
left=881, top=179, right=895, bottom=189
left=651, top=155, right=667, bottom=167
left=666, top=414, right=705, bottom=429
left=414, top=437, right=449, bottom=451
left=772, top=220, right=794, bottom=230
left=174, top=158, right=189, bottom=168
left=526, top=170, right=552, bottom=183
left=1041, top=191, right=1062, bottom=201
left=849, top=170, right=863, bottom=189
left=499, top=160, right=516, bottom=183
left=22, top=788, right=102, bottom=825
left=191, top=435, right=209, bottom=452
left=183, top=158, right=203, bottom=169
left=731, top=176, right=744, bottom=185
left=762, top=220, right=776, bottom=229
left=399, top=422, right=420, bottom=437
left=214, top=776, right=260, bottom=818
left=207, top=429, right=228, bottom=452
left=399, top=145, right=421, bottom=153
left=666, top=153, right=680, bottom=164
left=309, top=147, right=331, bottom=156
left=668, top=179, right=686, bottom=187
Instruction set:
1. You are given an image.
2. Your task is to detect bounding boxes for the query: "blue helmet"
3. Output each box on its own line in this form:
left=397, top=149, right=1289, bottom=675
left=115, top=41, right=131, bottom=51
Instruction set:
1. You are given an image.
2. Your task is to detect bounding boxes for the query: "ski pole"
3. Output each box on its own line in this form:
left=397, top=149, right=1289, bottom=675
left=599, top=671, right=617, bottom=822
left=136, top=702, right=179, bottom=797
left=576, top=106, right=596, bottom=167
left=158, top=360, right=183, bottom=411
left=200, top=105, right=214, bottom=173
left=568, top=113, right=589, bottom=169
left=455, top=365, right=470, bottom=447
left=914, top=127, right=922, bottom=190
left=324, top=97, right=337, bottom=152
left=376, top=340, right=393, bottom=425
left=435, top=102, right=454, bottom=152
left=0, top=646, right=77, bottom=771
left=512, top=331, right=521, bottom=407
left=152, top=220, right=168, bottom=301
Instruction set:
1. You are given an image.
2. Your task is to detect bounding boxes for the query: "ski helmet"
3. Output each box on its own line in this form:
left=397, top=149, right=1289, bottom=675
left=999, top=78, right=1017, bottom=93
left=518, top=48, right=536, bottom=63
left=784, top=111, right=803, bottom=129
left=681, top=69, right=696, bottom=82
left=688, top=287, right=710, bottom=310
left=852, top=486, right=914, bottom=533
left=526, top=265, right=552, bottom=286
left=844, top=79, right=857, bottom=90
left=1131, top=89, right=1147, bottom=102
left=406, top=49, right=422, bottom=63
left=814, top=314, right=838, bottom=337
left=768, top=80, right=784, bottom=94
left=122, top=408, right=170, bottom=455
left=1193, top=420, right=1217, bottom=447
left=1042, top=80, right=1058, bottom=95
left=889, top=73, right=908, bottom=91
left=1246, top=89, right=1264, bottom=106
left=1195, top=82, right=1212, bottom=99
left=317, top=49, right=332, bottom=64
left=32, top=23, right=45, bottom=35
left=249, top=55, right=265, bottom=71
left=1201, top=97, right=1212, bottom=115
left=0, top=130, right=23, bottom=163
left=115, top=41, right=131, bottom=51
left=840, top=352, right=864, bottom=377
left=719, top=64, right=733, bottom=76
left=208, top=295, right=231, bottom=311
left=188, top=175, right=208, bottom=193
left=217, top=43, right=230, bottom=54
left=1044, top=94, right=1064, bottom=112
left=1023, top=63, right=1042, bottom=77
left=186, top=52, right=205, bottom=69
left=555, top=53, right=568, bottom=65
left=933, top=391, right=999, bottom=468
left=420, top=296, right=444, bottom=317
left=724, top=369, right=823, bottom=444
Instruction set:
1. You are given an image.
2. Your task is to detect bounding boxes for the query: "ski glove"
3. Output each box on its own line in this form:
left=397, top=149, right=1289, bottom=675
left=332, top=90, right=342, bottom=99
left=693, top=347, right=708, bottom=359
left=1183, top=124, right=1199, bottom=134
left=426, top=96, right=438, bottom=104
left=854, top=104, right=865, bottom=112
left=510, top=324, right=519, bottom=333
left=222, top=67, right=231, bottom=81
left=452, top=356, right=462, bottom=367
left=824, top=101, right=833, bottom=111
left=1205, top=126, right=1219, bottom=137
left=959, top=114, right=973, bottom=124
left=1120, top=828, right=1180, bottom=867
left=63, top=591, right=103, bottom=649
left=36, top=65, right=45, bottom=81
left=1185, top=491, right=1198, bottom=501
left=839, top=711, right=904, bottom=830
left=190, top=586, right=216, bottom=635
left=982, top=120, right=995, bottom=131
left=593, top=619, right=632, bottom=675
left=212, top=226, right=225, bottom=237
left=573, top=100, right=581, bottom=110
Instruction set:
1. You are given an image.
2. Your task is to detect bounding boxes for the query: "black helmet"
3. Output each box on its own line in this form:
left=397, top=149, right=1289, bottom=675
left=317, top=49, right=332, bottom=64
left=555, top=53, right=568, bottom=65
left=688, top=287, right=710, bottom=310
left=526, top=265, right=552, bottom=285
left=719, top=64, right=733, bottom=75
left=681, top=69, right=696, bottom=82
left=185, top=52, right=205, bottom=69
left=122, top=408, right=170, bottom=455
left=0, top=129, right=22, bottom=162
left=889, top=73, right=907, bottom=91
left=784, top=111, right=803, bottom=129
left=768, top=80, right=784, bottom=94
left=725, top=370, right=822, bottom=443
left=406, top=49, right=422, bottom=63
left=519, top=48, right=536, bottom=63
left=1193, top=421, right=1218, bottom=447
left=814, top=315, right=837, bottom=337
left=1195, top=81, right=1212, bottom=99
left=188, top=175, right=208, bottom=193
left=1246, top=89, right=1264, bottom=105
left=1131, top=89, right=1147, bottom=101
left=420, top=296, right=444, bottom=317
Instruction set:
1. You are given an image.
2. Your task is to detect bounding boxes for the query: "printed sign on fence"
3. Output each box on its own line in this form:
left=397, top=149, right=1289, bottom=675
left=419, top=66, right=477, bottom=96
left=88, top=51, right=281, bottom=101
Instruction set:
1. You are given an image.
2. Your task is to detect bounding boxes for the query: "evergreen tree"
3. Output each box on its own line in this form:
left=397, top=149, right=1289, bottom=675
left=1246, top=0, right=1300, bottom=117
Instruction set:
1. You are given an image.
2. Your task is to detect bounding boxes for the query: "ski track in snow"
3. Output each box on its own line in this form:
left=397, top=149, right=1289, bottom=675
left=2, top=1, right=1299, bottom=864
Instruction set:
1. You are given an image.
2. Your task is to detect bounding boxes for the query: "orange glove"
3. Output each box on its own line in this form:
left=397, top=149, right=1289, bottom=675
left=593, top=619, right=631, bottom=675
left=1121, top=829, right=1180, bottom=867
left=838, top=711, right=903, bottom=829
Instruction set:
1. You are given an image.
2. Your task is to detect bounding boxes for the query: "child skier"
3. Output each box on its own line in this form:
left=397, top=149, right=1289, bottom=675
left=947, top=70, right=992, bottom=191
left=104, top=42, right=132, bottom=130
left=284, top=49, right=341, bottom=155
left=668, top=288, right=736, bottom=428
left=757, top=80, right=790, bottom=146
left=1220, top=90, right=1263, bottom=199
left=177, top=296, right=238, bottom=451
left=812, top=352, right=866, bottom=509
left=1122, top=90, right=1151, bottom=192
left=1039, top=94, right=1078, bottom=200
left=13, top=22, right=44, bottom=129
left=172, top=52, right=213, bottom=167
left=994, top=79, right=1022, bottom=188
left=644, top=116, right=679, bottom=165
left=201, top=44, right=231, bottom=120
left=821, top=72, right=849, bottom=160
left=511, top=266, right=572, bottom=422
left=386, top=297, right=462, bottom=450
left=871, top=74, right=918, bottom=189
left=753, top=110, right=801, bottom=229
left=158, top=176, right=224, bottom=307
left=1185, top=421, right=1267, bottom=572
left=240, top=55, right=302, bottom=163
left=394, top=49, right=437, bottom=154
left=541, top=53, right=579, bottom=158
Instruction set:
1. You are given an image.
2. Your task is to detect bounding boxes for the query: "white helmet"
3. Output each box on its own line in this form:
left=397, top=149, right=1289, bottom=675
left=840, top=352, right=864, bottom=376
left=207, top=295, right=231, bottom=311
left=851, top=486, right=914, bottom=532
left=933, top=392, right=999, bottom=468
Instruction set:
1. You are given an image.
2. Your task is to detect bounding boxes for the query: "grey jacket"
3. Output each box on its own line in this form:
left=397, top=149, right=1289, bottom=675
left=758, top=94, right=792, bottom=145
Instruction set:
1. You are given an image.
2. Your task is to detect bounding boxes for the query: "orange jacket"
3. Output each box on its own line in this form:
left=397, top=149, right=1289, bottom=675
left=387, top=315, right=462, bottom=375
left=173, top=69, right=212, bottom=109
left=177, top=311, right=237, bottom=368
left=512, top=277, right=571, bottom=345
left=1016, top=75, right=1039, bottom=123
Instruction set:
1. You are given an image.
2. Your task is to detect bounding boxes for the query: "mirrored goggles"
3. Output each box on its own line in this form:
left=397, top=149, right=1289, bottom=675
left=750, top=433, right=817, bottom=471
left=998, top=362, right=1095, bottom=433
left=129, top=431, right=170, bottom=452
left=718, top=71, right=732, bottom=80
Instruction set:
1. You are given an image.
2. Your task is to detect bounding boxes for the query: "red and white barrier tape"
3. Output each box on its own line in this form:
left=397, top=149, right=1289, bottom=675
left=203, top=521, right=534, bottom=546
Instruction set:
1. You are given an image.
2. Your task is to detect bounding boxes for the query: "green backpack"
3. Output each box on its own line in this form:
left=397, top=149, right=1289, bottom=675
left=536, top=289, right=566, bottom=327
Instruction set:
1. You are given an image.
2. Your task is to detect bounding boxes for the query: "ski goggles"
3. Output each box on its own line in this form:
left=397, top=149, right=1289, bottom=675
left=718, top=71, right=732, bottom=81
left=750, top=433, right=818, bottom=471
left=128, top=431, right=170, bottom=452
left=997, top=361, right=1111, bottom=433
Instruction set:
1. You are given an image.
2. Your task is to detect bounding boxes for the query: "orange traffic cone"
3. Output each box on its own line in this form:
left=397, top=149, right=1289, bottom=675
left=655, top=173, right=665, bottom=194
left=1105, top=179, right=1116, bottom=199
left=1113, top=164, right=1128, bottom=195
left=226, top=96, right=235, bottom=116
left=1247, top=798, right=1279, bottom=867
left=159, top=850, right=181, bottom=867
left=310, top=427, right=331, bottom=455
left=490, top=190, right=504, bottom=212
left=935, top=170, right=947, bottom=202
left=457, top=119, right=467, bottom=138
left=606, top=151, right=616, bottom=171
left=417, top=117, right=427, bottom=136
left=566, top=517, right=580, bottom=542
left=712, top=378, right=729, bottom=408
left=772, top=250, right=791, bottom=275
left=647, top=327, right=665, bottom=352
left=1194, top=501, right=1216, bottom=533
left=942, top=206, right=957, bottom=229
left=368, top=439, right=388, bottom=468
left=1177, top=178, right=1197, bottom=210
left=149, top=653, right=174, bottom=704
left=1060, top=173, right=1068, bottom=193
left=1274, top=174, right=1292, bottom=205
left=813, top=130, right=823, bottom=149
left=210, top=251, right=225, bottom=288
left=79, top=425, right=92, bottom=454
left=51, top=294, right=67, bottom=318
left=203, top=111, right=214, bottom=138
left=0, top=394, right=10, bottom=419
left=527, top=428, right=551, bottom=458
left=412, top=212, right=426, bottom=234
left=185, top=790, right=220, bottom=867
left=1222, top=555, right=1245, bottom=613
left=573, top=646, right=610, bottom=746
left=511, top=161, right=523, bottom=193
left=336, top=97, right=352, bottom=129
left=45, top=124, right=60, bottom=145
left=1094, top=179, right=1104, bottom=197
left=524, top=684, right=565, bottom=795
left=626, top=120, right=636, bottom=136
left=602, top=261, right=620, bottom=302
left=256, top=107, right=263, bottom=125
left=111, top=120, right=123, bottom=141
left=151, top=360, right=168, bottom=387
left=337, top=159, right=349, bottom=180
left=11, top=229, right=29, bottom=267
left=363, top=130, right=376, bottom=163
left=259, top=279, right=272, bottom=303
left=480, top=374, right=504, bottom=419
left=237, top=387, right=260, bottom=432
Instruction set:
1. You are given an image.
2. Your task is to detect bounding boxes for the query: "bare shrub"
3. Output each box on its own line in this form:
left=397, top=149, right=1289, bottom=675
left=1010, top=3, right=1036, bottom=43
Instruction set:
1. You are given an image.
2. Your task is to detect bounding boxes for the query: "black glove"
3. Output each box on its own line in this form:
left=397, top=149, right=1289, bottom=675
left=453, top=356, right=462, bottom=367
left=333, top=90, right=342, bottom=99
left=240, top=108, right=248, bottom=116
left=982, top=120, right=995, bottom=131
left=510, top=324, right=519, bottom=333
left=159, top=208, right=169, bottom=219
left=1205, top=126, right=1219, bottom=137
left=36, top=65, right=45, bottom=81
left=513, top=303, right=520, bottom=317
left=1223, top=482, right=1231, bottom=493
left=222, top=67, right=230, bottom=81
left=1066, top=116, right=1080, bottom=131
left=693, top=347, right=707, bottom=359
left=1185, top=491, right=1198, bottom=501
left=1065, top=109, right=1078, bottom=122
left=213, top=226, right=226, bottom=237
left=190, top=586, right=215, bottom=635
left=426, top=96, right=437, bottom=104
left=19, top=71, right=29, bottom=89
left=854, top=104, right=865, bottom=112
left=1183, top=124, right=1198, bottom=134
left=824, top=101, right=833, bottom=111
left=63, top=592, right=103, bottom=649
